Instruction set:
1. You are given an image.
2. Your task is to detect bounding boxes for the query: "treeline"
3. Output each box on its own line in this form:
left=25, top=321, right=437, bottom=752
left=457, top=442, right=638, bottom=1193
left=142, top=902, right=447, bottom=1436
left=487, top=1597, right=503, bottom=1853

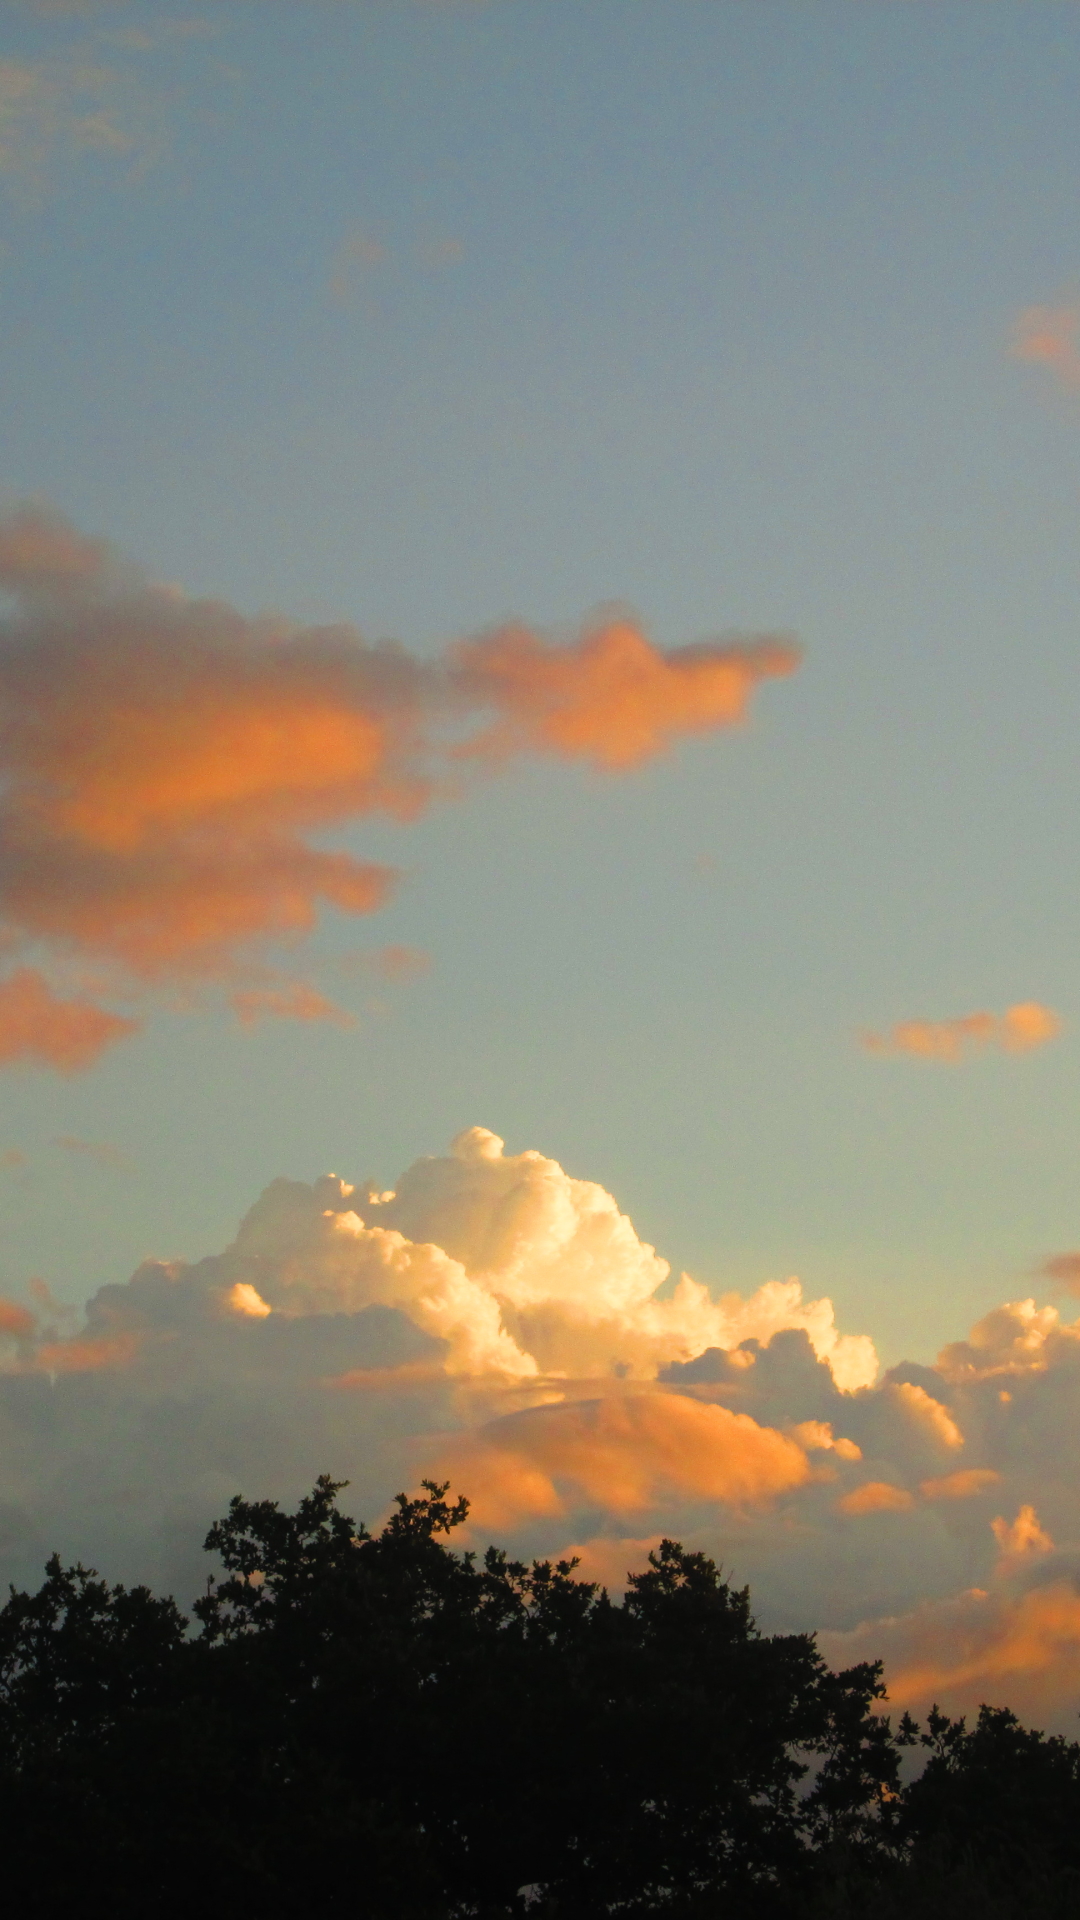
left=1, top=1479, right=1078, bottom=1918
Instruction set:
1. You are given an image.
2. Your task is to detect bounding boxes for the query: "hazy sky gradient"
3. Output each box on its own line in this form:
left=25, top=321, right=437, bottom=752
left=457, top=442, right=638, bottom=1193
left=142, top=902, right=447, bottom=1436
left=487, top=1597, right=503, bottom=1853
left=3, top=0, right=1080, bottom=1369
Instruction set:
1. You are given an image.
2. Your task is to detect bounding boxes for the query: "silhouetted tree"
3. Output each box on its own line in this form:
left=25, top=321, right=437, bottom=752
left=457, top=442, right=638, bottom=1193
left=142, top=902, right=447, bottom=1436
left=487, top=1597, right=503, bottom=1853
left=15, top=1477, right=1075, bottom=1918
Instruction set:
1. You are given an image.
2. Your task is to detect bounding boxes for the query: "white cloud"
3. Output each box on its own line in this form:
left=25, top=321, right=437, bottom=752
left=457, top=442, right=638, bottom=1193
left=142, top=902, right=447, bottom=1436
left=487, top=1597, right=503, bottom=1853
left=2, top=1126, right=1080, bottom=1732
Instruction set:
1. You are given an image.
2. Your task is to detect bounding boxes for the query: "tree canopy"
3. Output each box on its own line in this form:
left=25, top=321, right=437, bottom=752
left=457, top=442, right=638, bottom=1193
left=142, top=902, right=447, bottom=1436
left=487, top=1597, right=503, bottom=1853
left=0, top=1478, right=1077, bottom=1918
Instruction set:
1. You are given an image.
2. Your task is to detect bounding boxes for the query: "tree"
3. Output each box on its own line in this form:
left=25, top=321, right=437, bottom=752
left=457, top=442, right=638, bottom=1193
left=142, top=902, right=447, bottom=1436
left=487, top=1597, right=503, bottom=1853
left=0, top=1478, right=905, bottom=1917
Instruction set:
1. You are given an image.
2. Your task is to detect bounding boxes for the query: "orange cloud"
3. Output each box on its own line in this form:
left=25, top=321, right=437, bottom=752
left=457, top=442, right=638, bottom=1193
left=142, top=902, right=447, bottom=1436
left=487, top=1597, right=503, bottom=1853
left=991, top=1504, right=1054, bottom=1561
left=438, top=1387, right=813, bottom=1529
left=455, top=619, right=799, bottom=771
left=0, top=967, right=138, bottom=1071
left=0, top=1297, right=35, bottom=1337
left=860, top=1002, right=1061, bottom=1063
left=822, top=1580, right=1080, bottom=1731
left=33, top=1331, right=140, bottom=1373
left=920, top=1468, right=1002, bottom=1501
left=1010, top=303, right=1080, bottom=390
left=838, top=1480, right=915, bottom=1516
left=0, top=507, right=799, bottom=1067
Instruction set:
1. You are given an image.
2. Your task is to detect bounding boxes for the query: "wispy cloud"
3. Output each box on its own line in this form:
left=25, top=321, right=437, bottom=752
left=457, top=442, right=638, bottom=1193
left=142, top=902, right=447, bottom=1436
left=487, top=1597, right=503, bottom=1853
left=0, top=41, right=162, bottom=204
left=0, top=505, right=798, bottom=1068
left=860, top=1002, right=1061, bottom=1062
left=229, top=981, right=357, bottom=1030
left=52, top=1133, right=132, bottom=1169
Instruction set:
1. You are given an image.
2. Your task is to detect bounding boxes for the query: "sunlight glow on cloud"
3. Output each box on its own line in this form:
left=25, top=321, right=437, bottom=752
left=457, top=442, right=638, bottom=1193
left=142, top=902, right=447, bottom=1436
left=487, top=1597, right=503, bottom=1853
left=0, top=507, right=799, bottom=1068
left=860, top=1002, right=1061, bottom=1062
left=2, top=1126, right=1080, bottom=1729
left=0, top=965, right=139, bottom=1070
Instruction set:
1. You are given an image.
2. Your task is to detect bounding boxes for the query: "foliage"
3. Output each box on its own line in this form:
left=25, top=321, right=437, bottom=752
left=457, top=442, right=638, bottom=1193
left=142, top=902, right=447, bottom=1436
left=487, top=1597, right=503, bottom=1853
left=0, top=1477, right=1077, bottom=1917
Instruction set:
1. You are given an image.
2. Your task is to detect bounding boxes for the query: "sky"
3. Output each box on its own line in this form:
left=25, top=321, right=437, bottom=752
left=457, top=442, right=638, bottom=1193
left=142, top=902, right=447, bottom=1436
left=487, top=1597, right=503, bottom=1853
left=4, top=0, right=1080, bottom=1729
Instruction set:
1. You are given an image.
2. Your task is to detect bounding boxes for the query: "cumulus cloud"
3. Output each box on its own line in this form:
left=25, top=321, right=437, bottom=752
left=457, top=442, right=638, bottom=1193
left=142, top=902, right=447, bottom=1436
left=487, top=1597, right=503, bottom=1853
left=0, top=506, right=799, bottom=1068
left=860, top=1002, right=1061, bottom=1062
left=820, top=1518, right=1080, bottom=1735
left=5, top=1125, right=1080, bottom=1732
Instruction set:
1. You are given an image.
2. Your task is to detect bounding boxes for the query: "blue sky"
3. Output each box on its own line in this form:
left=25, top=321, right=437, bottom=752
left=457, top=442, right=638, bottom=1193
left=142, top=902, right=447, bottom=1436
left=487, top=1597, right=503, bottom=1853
left=3, top=0, right=1080, bottom=1366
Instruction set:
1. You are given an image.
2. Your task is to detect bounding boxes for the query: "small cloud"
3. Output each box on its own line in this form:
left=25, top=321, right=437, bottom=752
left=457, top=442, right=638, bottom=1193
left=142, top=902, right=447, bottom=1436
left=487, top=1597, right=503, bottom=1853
left=860, top=1002, right=1061, bottom=1063
left=992, top=1503, right=1054, bottom=1561
left=1010, top=302, right=1080, bottom=391
left=1039, top=1250, right=1080, bottom=1297
left=920, top=1468, right=1002, bottom=1501
left=52, top=1134, right=133, bottom=1171
left=338, top=944, right=432, bottom=986
left=224, top=1281, right=271, bottom=1320
left=230, top=982, right=357, bottom=1030
left=837, top=1480, right=915, bottom=1516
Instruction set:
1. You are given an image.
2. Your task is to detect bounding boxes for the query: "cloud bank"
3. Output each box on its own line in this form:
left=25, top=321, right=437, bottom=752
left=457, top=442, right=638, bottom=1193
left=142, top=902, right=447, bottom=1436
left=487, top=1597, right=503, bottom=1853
left=3, top=1125, right=1080, bottom=1733
left=0, top=506, right=798, bottom=1067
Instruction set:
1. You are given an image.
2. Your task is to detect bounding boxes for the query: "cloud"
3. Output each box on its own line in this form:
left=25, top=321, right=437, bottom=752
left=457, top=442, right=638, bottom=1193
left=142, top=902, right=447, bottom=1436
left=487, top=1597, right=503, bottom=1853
left=838, top=1481, right=915, bottom=1516
left=439, top=1389, right=815, bottom=1530
left=229, top=982, right=356, bottom=1029
left=920, top=1468, right=1002, bottom=1501
left=335, top=944, right=433, bottom=986
left=1037, top=1250, right=1080, bottom=1297
left=991, top=1502, right=1054, bottom=1563
left=0, top=1126, right=870, bottom=1596
left=0, top=1297, right=35, bottom=1336
left=860, top=1002, right=1061, bottom=1063
left=5, top=1125, right=1080, bottom=1732
left=453, top=621, right=799, bottom=772
left=820, top=1518, right=1080, bottom=1733
left=1010, top=303, right=1080, bottom=391
left=0, top=966, right=138, bottom=1071
left=0, top=41, right=161, bottom=204
left=52, top=1133, right=132, bottom=1170
left=366, top=944, right=433, bottom=984
left=0, top=505, right=800, bottom=1069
